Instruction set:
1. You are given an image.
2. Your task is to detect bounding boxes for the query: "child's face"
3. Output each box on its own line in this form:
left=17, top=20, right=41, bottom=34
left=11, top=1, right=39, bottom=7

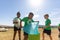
left=28, top=15, right=33, bottom=19
left=44, top=16, right=48, bottom=19
left=17, top=14, right=20, bottom=18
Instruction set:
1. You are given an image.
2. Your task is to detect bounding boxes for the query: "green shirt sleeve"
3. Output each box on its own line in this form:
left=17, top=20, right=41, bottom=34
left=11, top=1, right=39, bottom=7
left=32, top=19, right=34, bottom=22
left=22, top=17, right=27, bottom=21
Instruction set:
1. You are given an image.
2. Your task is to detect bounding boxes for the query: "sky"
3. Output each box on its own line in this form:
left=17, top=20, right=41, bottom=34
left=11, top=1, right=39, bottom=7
left=0, top=0, right=60, bottom=26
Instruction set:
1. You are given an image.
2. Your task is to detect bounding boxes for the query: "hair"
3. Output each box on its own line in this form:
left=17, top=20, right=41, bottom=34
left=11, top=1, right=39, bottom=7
left=17, top=12, right=20, bottom=15
left=29, top=12, right=34, bottom=16
left=44, top=14, right=49, bottom=17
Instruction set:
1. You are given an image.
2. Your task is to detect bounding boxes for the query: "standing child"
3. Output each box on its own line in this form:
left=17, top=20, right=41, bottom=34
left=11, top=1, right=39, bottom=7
left=13, top=12, right=21, bottom=40
left=21, top=12, right=34, bottom=40
left=58, top=24, right=60, bottom=39
left=42, top=14, right=52, bottom=40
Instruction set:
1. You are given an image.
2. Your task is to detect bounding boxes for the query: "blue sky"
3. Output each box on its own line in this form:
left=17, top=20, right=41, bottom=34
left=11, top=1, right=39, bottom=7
left=0, top=0, right=60, bottom=26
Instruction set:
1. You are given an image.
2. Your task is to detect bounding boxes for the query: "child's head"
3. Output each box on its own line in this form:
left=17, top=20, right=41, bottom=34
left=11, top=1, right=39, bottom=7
left=17, top=12, right=20, bottom=18
left=44, top=14, right=49, bottom=19
left=28, top=12, right=34, bottom=19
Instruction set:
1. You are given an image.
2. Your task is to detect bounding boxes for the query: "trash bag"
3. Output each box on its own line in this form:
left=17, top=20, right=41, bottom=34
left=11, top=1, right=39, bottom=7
left=23, top=22, right=39, bottom=34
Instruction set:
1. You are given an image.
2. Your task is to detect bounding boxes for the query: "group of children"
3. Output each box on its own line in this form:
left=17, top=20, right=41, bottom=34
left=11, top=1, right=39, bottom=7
left=13, top=11, right=60, bottom=40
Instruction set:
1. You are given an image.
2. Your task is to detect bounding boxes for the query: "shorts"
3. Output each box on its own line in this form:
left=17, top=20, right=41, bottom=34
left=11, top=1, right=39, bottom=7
left=14, top=26, right=21, bottom=31
left=43, top=29, right=51, bottom=35
left=24, top=32, right=28, bottom=36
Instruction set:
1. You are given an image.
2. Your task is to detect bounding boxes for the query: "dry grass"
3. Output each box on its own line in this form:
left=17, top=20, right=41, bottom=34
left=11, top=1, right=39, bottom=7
left=0, top=28, right=59, bottom=40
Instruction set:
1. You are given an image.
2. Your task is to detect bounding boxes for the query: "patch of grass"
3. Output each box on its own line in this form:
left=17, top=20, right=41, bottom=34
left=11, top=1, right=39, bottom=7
left=28, top=34, right=40, bottom=40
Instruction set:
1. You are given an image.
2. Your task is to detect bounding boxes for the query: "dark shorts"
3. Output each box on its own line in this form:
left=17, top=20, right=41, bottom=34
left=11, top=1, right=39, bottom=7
left=14, top=26, right=21, bottom=31
left=43, top=29, right=51, bottom=35
left=24, top=32, right=28, bottom=36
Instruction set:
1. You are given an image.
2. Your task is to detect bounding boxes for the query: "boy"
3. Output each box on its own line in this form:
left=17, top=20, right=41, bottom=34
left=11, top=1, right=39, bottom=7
left=58, top=24, right=60, bottom=38
left=13, top=12, right=21, bottom=40
left=42, top=14, right=52, bottom=40
left=21, top=12, right=34, bottom=40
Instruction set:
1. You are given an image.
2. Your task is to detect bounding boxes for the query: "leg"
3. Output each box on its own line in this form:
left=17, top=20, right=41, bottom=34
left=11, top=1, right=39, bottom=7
left=13, top=31, right=17, bottom=40
left=24, top=32, right=28, bottom=40
left=49, top=35, right=52, bottom=40
left=42, top=32, right=45, bottom=40
left=42, top=29, right=45, bottom=40
left=18, top=30, right=21, bottom=40
left=58, top=32, right=60, bottom=40
left=58, top=29, right=60, bottom=40
left=49, top=30, right=52, bottom=40
left=58, top=29, right=60, bottom=39
left=24, top=35, right=28, bottom=40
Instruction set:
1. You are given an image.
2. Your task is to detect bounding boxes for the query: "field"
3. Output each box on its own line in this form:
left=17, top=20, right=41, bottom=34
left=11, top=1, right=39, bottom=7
left=0, top=28, right=59, bottom=40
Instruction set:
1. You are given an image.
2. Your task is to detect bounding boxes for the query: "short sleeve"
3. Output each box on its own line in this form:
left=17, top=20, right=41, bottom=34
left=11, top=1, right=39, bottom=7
left=32, top=20, right=34, bottom=22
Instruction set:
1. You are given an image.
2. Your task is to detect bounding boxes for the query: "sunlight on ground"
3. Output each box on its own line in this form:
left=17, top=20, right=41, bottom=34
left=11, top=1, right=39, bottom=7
left=0, top=28, right=59, bottom=40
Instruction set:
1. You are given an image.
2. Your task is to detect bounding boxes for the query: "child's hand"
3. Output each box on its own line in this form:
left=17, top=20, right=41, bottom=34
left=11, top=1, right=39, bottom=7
left=42, top=27, right=45, bottom=30
left=42, top=27, right=44, bottom=30
left=13, top=22, right=18, bottom=24
left=43, top=26, right=46, bottom=29
left=58, top=27, right=60, bottom=28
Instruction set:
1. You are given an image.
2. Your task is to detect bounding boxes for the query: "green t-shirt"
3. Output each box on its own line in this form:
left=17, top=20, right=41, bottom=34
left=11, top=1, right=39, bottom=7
left=59, top=24, right=60, bottom=27
left=22, top=17, right=34, bottom=26
left=45, top=19, right=51, bottom=30
left=58, top=24, right=60, bottom=29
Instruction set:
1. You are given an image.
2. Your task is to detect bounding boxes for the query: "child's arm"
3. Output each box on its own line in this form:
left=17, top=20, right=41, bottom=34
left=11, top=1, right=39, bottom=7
left=44, top=23, right=50, bottom=29
left=13, top=18, right=18, bottom=24
left=13, top=22, right=18, bottom=24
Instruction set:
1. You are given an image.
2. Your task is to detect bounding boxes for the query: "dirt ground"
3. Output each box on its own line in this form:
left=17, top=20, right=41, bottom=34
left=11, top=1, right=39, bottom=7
left=0, top=28, right=59, bottom=40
